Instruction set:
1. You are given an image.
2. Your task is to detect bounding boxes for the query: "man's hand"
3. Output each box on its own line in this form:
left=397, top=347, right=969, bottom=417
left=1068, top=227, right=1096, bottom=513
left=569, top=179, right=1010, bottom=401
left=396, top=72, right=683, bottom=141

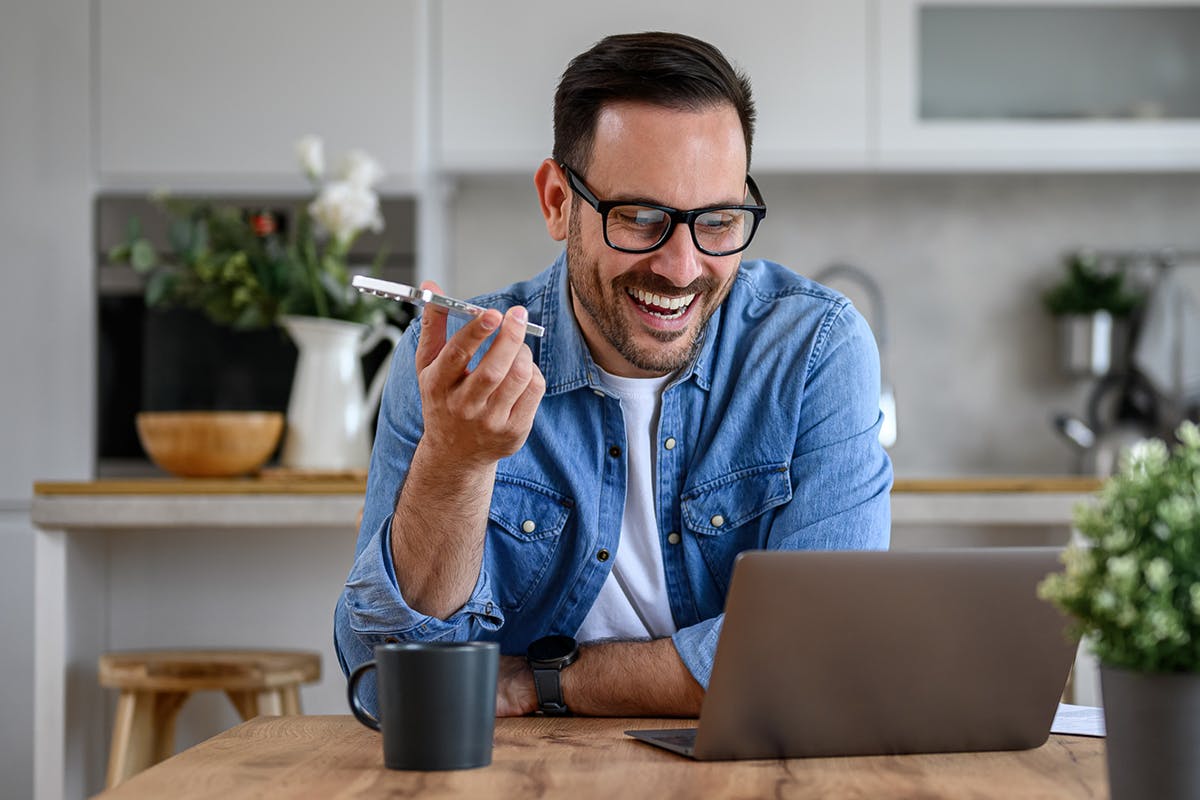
left=414, top=280, right=545, bottom=469
left=496, top=654, right=538, bottom=716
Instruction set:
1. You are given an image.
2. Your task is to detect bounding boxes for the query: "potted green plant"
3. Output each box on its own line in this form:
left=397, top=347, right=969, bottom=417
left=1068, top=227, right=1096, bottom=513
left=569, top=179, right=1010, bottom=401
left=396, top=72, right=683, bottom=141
left=1039, top=422, right=1200, bottom=800
left=108, top=136, right=410, bottom=471
left=1042, top=251, right=1142, bottom=377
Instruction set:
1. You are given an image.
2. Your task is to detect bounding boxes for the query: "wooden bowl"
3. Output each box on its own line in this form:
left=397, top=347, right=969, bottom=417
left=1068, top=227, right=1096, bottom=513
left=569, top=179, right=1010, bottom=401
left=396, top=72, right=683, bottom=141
left=135, top=411, right=285, bottom=478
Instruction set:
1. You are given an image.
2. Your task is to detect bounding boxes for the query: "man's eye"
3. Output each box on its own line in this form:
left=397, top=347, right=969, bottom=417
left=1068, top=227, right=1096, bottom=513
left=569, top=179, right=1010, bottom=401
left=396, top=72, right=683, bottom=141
left=614, top=207, right=666, bottom=228
left=696, top=211, right=736, bottom=232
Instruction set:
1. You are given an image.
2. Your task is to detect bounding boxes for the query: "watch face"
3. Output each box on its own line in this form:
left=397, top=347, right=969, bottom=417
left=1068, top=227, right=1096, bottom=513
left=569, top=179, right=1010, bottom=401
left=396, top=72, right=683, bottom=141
left=528, top=634, right=577, bottom=663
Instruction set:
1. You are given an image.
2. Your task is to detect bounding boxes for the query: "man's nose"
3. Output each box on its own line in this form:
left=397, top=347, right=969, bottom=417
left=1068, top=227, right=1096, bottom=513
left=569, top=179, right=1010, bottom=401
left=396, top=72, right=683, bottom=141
left=650, top=222, right=703, bottom=287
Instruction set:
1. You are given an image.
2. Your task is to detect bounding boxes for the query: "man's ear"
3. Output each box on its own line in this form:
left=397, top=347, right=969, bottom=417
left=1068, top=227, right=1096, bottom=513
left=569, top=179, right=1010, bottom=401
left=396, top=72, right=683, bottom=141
left=534, top=159, right=570, bottom=242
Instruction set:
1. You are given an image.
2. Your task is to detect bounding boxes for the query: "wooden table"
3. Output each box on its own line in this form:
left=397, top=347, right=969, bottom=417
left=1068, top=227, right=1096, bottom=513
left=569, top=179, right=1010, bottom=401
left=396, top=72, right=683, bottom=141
left=95, top=715, right=1107, bottom=799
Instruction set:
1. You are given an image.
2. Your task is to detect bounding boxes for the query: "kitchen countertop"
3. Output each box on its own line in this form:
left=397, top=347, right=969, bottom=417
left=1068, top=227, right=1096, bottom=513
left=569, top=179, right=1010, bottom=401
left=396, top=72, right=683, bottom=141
left=32, top=475, right=1103, bottom=494
left=31, top=476, right=1100, bottom=529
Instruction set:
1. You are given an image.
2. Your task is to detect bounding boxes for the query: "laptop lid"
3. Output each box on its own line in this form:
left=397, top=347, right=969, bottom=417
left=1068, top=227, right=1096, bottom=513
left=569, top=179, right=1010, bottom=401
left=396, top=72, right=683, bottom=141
left=658, top=547, right=1077, bottom=760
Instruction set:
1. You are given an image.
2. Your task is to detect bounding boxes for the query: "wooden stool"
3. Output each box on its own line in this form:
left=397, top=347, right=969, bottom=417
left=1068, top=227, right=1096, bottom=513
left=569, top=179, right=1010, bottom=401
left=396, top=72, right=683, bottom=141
left=99, top=649, right=321, bottom=788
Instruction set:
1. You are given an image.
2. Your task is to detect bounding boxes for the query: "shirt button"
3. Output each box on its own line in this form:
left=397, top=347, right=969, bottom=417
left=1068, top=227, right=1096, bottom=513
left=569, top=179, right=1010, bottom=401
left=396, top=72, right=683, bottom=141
left=664, top=437, right=676, bottom=450
left=608, top=445, right=622, bottom=458
left=597, top=549, right=610, bottom=562
left=521, top=519, right=536, bottom=534
left=711, top=514, right=725, bottom=528
left=667, top=532, right=681, bottom=545
left=593, top=389, right=605, bottom=397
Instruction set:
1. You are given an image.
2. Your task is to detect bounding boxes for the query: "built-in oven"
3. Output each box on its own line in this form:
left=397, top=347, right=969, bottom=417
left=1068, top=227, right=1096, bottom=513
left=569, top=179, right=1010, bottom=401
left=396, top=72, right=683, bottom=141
left=95, top=194, right=416, bottom=476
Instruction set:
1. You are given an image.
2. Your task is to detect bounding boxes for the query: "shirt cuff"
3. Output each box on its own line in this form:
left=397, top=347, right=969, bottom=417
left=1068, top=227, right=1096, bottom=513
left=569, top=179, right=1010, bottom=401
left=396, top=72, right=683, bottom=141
left=671, top=614, right=724, bottom=689
left=342, top=512, right=504, bottom=639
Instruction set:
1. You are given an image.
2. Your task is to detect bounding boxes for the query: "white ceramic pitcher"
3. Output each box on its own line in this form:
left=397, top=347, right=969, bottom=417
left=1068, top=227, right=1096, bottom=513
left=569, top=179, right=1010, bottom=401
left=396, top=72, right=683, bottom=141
left=279, top=315, right=402, bottom=471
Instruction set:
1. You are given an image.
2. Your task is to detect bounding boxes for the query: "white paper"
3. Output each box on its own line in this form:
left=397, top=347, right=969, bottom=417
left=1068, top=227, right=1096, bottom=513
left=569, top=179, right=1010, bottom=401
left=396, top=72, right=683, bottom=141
left=1050, top=703, right=1106, bottom=737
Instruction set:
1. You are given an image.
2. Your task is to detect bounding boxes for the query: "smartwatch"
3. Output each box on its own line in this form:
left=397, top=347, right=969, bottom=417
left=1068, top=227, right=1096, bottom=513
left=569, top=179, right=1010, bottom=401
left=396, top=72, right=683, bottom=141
left=526, top=635, right=579, bottom=715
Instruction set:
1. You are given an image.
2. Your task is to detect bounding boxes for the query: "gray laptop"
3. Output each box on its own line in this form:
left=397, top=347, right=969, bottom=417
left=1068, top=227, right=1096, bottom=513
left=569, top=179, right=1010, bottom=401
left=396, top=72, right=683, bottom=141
left=626, top=547, right=1077, bottom=760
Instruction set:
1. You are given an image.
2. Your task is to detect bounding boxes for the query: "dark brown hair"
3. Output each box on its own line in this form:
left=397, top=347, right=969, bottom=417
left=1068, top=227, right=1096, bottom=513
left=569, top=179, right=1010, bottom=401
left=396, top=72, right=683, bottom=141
left=552, top=31, right=756, bottom=173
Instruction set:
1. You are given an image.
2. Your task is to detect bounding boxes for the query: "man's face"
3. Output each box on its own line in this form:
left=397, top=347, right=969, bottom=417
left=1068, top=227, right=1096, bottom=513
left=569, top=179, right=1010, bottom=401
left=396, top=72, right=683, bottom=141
left=565, top=101, right=748, bottom=378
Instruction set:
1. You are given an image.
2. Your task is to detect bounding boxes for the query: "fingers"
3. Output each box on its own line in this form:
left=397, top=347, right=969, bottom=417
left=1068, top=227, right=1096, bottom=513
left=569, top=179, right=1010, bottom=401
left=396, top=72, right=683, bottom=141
left=507, top=360, right=546, bottom=432
left=416, top=298, right=543, bottom=464
left=462, top=307, right=533, bottom=401
left=413, top=280, right=449, bottom=371
left=422, top=307, right=504, bottom=389
left=487, top=340, right=539, bottom=417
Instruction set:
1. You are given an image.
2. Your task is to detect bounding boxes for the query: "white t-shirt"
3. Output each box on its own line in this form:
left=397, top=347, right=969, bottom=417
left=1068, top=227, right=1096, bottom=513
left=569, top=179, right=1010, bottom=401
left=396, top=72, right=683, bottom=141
left=575, top=367, right=677, bottom=643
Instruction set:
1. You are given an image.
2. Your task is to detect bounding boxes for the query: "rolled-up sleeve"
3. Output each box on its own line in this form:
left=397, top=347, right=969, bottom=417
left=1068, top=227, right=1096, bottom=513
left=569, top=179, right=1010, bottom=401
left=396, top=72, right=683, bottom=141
left=334, top=321, right=505, bottom=684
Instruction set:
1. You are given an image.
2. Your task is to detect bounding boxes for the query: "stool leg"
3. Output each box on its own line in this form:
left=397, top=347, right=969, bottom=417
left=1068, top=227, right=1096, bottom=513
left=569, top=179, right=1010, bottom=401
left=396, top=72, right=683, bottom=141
left=226, top=688, right=284, bottom=720
left=280, top=684, right=302, bottom=715
left=153, top=691, right=190, bottom=763
left=105, top=690, right=190, bottom=788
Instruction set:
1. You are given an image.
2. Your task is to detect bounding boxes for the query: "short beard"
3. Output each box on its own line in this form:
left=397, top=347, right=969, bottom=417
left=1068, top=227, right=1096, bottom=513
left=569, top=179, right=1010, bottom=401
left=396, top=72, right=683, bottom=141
left=566, top=204, right=733, bottom=375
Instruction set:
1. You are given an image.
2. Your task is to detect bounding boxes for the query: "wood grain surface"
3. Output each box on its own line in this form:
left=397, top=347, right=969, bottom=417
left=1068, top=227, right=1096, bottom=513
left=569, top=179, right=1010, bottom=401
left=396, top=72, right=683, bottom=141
left=97, top=715, right=1107, bottom=799
left=33, top=476, right=1102, bottom=496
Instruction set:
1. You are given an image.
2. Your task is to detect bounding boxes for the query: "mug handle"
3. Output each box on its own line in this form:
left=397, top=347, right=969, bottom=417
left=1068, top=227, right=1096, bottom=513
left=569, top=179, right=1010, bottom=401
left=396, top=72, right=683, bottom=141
left=347, top=660, right=381, bottom=731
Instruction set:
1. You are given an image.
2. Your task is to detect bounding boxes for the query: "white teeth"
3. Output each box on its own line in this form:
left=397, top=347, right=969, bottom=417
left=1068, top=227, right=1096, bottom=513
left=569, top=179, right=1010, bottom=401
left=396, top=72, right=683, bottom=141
left=627, top=287, right=696, bottom=313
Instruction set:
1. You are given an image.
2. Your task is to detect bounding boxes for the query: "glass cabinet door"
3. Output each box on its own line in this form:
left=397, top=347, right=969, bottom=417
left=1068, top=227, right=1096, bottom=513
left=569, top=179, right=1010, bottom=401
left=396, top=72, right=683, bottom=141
left=877, top=0, right=1200, bottom=170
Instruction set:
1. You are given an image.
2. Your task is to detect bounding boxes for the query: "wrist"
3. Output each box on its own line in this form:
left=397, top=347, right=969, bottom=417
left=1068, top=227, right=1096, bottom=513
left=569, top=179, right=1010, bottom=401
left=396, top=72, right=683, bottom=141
left=412, top=437, right=499, bottom=478
left=526, top=635, right=579, bottom=715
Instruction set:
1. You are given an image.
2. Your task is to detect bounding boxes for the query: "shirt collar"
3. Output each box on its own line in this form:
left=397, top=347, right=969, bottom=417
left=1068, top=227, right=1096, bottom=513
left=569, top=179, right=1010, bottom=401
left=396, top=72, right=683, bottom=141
left=537, top=251, right=719, bottom=396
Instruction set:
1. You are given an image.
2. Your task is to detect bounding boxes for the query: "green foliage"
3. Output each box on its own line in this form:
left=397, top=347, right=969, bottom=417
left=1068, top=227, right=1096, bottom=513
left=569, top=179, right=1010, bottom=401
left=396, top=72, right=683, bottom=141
left=107, top=198, right=399, bottom=331
left=1042, top=251, right=1142, bottom=317
left=1039, top=422, right=1200, bottom=673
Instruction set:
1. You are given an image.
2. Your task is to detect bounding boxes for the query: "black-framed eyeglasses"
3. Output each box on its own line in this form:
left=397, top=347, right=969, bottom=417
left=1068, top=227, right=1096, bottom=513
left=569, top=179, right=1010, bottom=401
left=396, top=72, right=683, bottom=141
left=561, top=163, right=767, bottom=257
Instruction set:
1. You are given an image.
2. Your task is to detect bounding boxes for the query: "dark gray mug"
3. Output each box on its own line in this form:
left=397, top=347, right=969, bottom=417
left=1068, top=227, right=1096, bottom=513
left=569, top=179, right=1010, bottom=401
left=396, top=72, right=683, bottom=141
left=347, top=641, right=499, bottom=770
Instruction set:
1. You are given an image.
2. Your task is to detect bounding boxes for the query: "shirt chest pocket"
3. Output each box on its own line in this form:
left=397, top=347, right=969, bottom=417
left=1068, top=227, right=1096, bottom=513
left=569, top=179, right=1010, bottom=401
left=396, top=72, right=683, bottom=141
left=486, top=476, right=573, bottom=612
left=680, top=464, right=792, bottom=588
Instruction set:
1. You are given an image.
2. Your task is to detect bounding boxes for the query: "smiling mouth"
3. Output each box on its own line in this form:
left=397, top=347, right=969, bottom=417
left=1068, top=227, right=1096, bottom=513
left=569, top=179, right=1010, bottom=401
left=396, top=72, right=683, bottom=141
left=625, top=287, right=697, bottom=320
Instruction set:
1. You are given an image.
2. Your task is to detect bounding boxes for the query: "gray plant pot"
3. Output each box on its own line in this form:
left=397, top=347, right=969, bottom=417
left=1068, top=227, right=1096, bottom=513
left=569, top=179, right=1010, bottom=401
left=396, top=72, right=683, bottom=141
left=1101, top=664, right=1200, bottom=800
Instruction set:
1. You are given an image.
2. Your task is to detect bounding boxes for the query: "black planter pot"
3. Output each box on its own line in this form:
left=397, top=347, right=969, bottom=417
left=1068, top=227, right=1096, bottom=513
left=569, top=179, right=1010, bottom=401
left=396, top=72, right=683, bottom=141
left=1101, top=664, right=1200, bottom=800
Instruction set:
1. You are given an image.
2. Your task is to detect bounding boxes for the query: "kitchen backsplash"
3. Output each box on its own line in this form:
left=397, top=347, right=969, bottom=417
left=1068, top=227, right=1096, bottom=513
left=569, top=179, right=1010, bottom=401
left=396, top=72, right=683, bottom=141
left=446, top=172, right=1200, bottom=476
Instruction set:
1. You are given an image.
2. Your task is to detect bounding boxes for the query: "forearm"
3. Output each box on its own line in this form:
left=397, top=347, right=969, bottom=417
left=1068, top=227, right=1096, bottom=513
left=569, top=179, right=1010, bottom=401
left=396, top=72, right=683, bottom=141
left=562, top=638, right=705, bottom=717
left=389, top=439, right=496, bottom=619
left=498, top=638, right=704, bottom=717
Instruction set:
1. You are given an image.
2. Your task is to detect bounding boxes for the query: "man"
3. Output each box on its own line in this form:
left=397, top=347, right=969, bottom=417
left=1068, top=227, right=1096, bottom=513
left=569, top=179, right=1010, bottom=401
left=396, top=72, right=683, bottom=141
left=335, top=31, right=891, bottom=717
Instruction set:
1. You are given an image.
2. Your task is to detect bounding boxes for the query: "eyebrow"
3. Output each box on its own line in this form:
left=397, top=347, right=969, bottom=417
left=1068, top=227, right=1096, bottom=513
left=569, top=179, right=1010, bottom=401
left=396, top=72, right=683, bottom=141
left=609, top=191, right=748, bottom=210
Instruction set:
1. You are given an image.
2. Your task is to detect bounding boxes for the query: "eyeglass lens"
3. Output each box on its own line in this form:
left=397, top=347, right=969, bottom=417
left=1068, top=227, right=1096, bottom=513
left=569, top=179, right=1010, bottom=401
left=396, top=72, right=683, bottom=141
left=606, top=205, right=755, bottom=255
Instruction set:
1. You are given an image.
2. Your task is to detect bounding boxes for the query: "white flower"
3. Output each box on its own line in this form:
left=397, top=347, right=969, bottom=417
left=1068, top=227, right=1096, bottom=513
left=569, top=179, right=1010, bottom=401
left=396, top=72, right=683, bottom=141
left=1144, top=557, right=1173, bottom=591
left=1178, top=420, right=1200, bottom=450
left=1106, top=554, right=1139, bottom=582
left=308, top=180, right=383, bottom=245
left=296, top=135, right=325, bottom=181
left=340, top=149, right=384, bottom=189
left=1123, top=437, right=1168, bottom=475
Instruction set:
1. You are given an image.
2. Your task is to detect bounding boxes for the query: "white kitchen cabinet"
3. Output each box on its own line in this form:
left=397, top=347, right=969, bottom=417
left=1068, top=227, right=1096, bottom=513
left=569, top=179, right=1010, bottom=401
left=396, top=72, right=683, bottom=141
left=436, top=1, right=870, bottom=172
left=876, top=0, right=1200, bottom=170
left=97, top=0, right=422, bottom=191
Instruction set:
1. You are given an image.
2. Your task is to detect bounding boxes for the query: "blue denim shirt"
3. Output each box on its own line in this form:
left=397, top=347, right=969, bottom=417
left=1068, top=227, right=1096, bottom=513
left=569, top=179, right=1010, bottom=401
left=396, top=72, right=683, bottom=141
left=335, top=253, right=892, bottom=708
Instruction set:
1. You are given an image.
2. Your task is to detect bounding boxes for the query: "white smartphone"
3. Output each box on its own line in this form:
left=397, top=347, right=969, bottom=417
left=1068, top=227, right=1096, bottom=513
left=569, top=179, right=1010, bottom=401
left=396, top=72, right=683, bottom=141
left=352, top=275, right=545, bottom=338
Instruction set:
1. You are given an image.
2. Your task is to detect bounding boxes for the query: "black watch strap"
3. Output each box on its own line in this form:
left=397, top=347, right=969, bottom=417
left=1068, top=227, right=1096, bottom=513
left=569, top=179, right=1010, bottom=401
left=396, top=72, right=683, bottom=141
left=531, top=666, right=570, bottom=715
